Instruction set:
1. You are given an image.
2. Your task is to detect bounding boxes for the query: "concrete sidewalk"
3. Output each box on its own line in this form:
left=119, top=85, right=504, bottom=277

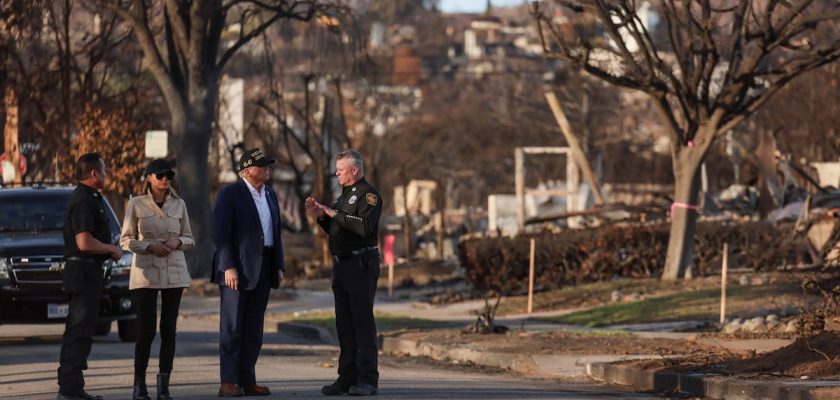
left=370, top=294, right=840, bottom=399
left=379, top=333, right=670, bottom=378
left=585, top=361, right=840, bottom=400
left=193, top=288, right=840, bottom=399
left=377, top=330, right=793, bottom=378
left=376, top=329, right=840, bottom=399
left=271, top=289, right=794, bottom=377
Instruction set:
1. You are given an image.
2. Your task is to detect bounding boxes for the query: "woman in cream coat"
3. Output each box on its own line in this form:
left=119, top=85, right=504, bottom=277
left=120, top=159, right=194, bottom=400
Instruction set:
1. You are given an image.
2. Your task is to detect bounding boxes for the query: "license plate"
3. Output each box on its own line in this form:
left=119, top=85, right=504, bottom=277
left=48, top=303, right=69, bottom=319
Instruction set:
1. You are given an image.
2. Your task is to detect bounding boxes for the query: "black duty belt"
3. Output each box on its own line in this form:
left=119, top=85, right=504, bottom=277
left=333, top=246, right=378, bottom=262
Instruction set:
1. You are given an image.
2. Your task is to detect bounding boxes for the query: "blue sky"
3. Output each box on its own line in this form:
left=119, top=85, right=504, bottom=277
left=439, top=0, right=526, bottom=13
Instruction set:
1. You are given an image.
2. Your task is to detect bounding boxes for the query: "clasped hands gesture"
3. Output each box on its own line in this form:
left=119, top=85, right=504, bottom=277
left=147, top=238, right=182, bottom=257
left=305, top=197, right=336, bottom=218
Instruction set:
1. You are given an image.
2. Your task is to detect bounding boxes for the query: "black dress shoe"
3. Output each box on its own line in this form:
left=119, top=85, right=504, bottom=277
left=56, top=391, right=104, bottom=400
left=321, top=379, right=354, bottom=396
left=348, top=383, right=378, bottom=396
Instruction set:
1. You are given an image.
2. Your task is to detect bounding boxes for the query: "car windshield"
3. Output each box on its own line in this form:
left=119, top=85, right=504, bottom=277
left=0, top=195, right=69, bottom=233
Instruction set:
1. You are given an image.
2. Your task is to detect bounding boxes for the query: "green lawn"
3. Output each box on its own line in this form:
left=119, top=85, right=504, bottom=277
left=289, top=311, right=462, bottom=332
left=542, top=283, right=803, bottom=327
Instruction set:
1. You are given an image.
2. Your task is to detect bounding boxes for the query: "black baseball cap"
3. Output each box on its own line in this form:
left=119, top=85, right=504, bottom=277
left=238, top=148, right=275, bottom=171
left=144, top=159, right=174, bottom=177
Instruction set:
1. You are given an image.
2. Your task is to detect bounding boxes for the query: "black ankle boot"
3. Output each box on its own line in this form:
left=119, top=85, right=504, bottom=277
left=133, top=374, right=150, bottom=400
left=156, top=372, right=173, bottom=400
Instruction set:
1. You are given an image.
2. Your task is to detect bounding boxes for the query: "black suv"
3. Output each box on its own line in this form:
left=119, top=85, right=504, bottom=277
left=0, top=185, right=139, bottom=341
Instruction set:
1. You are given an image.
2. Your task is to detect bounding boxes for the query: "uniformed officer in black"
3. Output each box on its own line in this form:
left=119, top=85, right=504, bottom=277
left=57, top=153, right=124, bottom=400
left=306, top=149, right=383, bottom=397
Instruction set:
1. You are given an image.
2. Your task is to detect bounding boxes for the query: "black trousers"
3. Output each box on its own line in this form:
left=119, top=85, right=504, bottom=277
left=132, top=287, right=184, bottom=378
left=57, top=260, right=104, bottom=395
left=332, top=250, right=380, bottom=386
left=219, top=248, right=274, bottom=385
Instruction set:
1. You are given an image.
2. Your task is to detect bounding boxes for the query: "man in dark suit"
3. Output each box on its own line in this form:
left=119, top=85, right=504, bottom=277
left=212, top=148, right=284, bottom=397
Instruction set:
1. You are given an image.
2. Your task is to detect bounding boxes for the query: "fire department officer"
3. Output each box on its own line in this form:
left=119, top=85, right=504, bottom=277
left=305, top=149, right=383, bottom=397
left=57, top=153, right=123, bottom=400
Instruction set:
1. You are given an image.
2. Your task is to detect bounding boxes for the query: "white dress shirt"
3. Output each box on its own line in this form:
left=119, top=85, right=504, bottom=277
left=244, top=179, right=274, bottom=247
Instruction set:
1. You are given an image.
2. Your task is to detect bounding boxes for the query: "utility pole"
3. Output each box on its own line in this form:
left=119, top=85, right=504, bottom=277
left=544, top=90, right=604, bottom=205
left=400, top=170, right=412, bottom=263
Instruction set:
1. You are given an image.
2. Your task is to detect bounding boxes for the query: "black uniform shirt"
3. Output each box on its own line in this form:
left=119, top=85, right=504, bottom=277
left=63, top=183, right=112, bottom=262
left=318, top=178, right=383, bottom=256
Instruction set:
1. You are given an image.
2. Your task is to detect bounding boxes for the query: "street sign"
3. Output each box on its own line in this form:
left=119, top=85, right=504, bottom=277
left=0, top=153, right=25, bottom=182
left=1, top=159, right=13, bottom=183
left=145, top=130, right=168, bottom=158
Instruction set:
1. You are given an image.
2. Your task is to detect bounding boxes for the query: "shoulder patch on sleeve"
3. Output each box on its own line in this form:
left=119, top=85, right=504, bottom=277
left=366, top=193, right=378, bottom=206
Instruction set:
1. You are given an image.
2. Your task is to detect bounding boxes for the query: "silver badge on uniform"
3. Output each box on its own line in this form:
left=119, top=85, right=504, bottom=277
left=348, top=195, right=357, bottom=204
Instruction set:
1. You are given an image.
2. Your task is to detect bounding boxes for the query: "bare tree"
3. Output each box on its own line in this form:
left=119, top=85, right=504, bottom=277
left=87, top=0, right=350, bottom=275
left=2, top=0, right=154, bottom=185
left=533, top=0, right=840, bottom=279
left=255, top=75, right=335, bottom=215
left=754, top=64, right=840, bottom=163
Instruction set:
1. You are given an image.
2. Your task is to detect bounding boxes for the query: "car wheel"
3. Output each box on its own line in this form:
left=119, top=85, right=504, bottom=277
left=118, top=319, right=140, bottom=342
left=94, top=321, right=112, bottom=336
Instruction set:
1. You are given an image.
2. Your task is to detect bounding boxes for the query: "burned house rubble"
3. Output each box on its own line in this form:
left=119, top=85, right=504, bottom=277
left=387, top=154, right=840, bottom=271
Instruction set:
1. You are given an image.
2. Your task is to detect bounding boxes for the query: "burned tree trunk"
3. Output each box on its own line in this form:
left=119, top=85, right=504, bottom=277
left=171, top=84, right=217, bottom=276
left=662, top=119, right=717, bottom=280
left=467, top=291, right=508, bottom=335
left=662, top=148, right=704, bottom=280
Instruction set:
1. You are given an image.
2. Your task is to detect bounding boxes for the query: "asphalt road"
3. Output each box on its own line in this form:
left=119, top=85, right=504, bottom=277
left=0, top=294, right=666, bottom=400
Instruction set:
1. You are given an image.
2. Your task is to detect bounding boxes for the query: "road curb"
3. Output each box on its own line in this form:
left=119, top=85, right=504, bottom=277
left=586, top=361, right=840, bottom=400
left=276, top=322, right=338, bottom=345
left=379, top=335, right=543, bottom=376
